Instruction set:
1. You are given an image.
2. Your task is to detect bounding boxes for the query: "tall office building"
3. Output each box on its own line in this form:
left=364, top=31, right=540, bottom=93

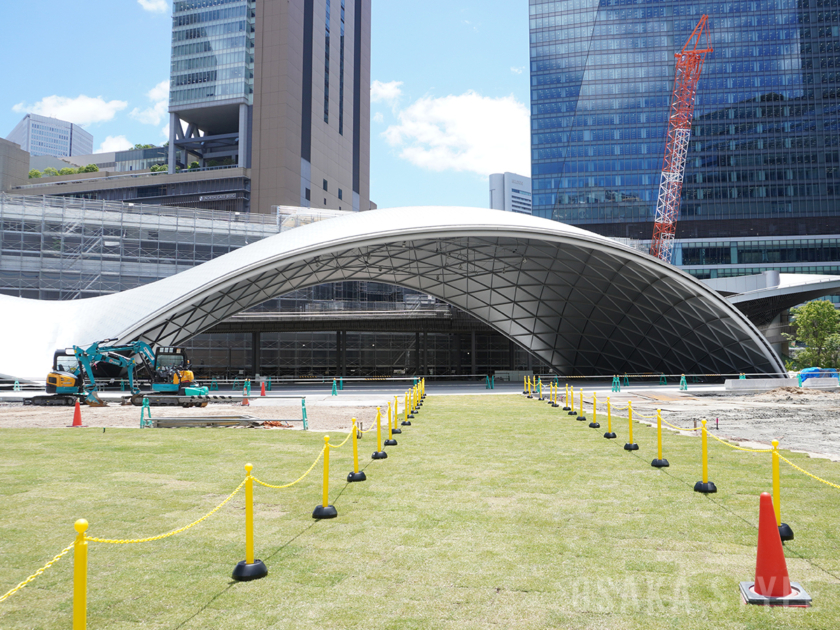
left=168, top=0, right=371, bottom=214
left=489, top=172, right=533, bottom=215
left=530, top=1, right=840, bottom=283
left=6, top=113, right=93, bottom=158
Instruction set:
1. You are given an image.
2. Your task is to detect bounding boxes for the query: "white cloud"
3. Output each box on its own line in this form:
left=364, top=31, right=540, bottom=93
left=12, top=95, right=127, bottom=126
left=138, top=0, right=169, bottom=13
left=373, top=112, right=384, bottom=124
left=161, top=123, right=170, bottom=140
left=382, top=91, right=530, bottom=177
left=511, top=66, right=525, bottom=75
left=130, top=81, right=169, bottom=126
left=370, top=80, right=403, bottom=108
left=97, top=135, right=134, bottom=153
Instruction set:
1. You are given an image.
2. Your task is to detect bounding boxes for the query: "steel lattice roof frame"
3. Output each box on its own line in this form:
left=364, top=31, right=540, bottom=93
left=0, top=207, right=784, bottom=379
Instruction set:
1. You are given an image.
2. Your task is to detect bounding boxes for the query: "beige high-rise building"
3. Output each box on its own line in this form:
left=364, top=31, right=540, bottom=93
left=168, top=0, right=371, bottom=214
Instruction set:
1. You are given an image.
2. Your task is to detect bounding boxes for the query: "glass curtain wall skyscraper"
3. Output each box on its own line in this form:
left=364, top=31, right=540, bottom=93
left=530, top=0, right=840, bottom=282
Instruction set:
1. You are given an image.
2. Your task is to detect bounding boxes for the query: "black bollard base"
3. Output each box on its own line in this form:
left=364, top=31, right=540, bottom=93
left=384, top=438, right=398, bottom=446
left=232, top=559, right=268, bottom=582
left=312, top=504, right=338, bottom=519
left=567, top=410, right=577, bottom=416
left=347, top=471, right=367, bottom=482
left=552, top=403, right=560, bottom=408
left=604, top=432, right=617, bottom=439
left=577, top=415, right=587, bottom=422
left=562, top=406, right=571, bottom=411
left=624, top=443, right=639, bottom=451
left=693, top=481, right=717, bottom=493
left=779, top=523, right=794, bottom=541
left=392, top=428, right=402, bottom=434
left=588, top=421, right=600, bottom=428
left=651, top=458, right=670, bottom=468
left=401, top=421, right=412, bottom=426
left=408, top=413, right=415, bottom=419
left=372, top=451, right=388, bottom=459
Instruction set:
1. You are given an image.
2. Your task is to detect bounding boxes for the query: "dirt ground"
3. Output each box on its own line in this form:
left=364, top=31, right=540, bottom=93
left=0, top=398, right=386, bottom=433
left=620, top=387, right=840, bottom=461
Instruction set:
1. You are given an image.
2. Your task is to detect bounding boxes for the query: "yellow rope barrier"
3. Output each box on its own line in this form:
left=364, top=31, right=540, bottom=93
left=327, top=427, right=354, bottom=449
left=779, top=454, right=840, bottom=491
left=0, top=542, right=74, bottom=603
left=252, top=446, right=326, bottom=490
left=87, top=478, right=247, bottom=544
left=706, top=430, right=772, bottom=453
left=659, top=417, right=700, bottom=432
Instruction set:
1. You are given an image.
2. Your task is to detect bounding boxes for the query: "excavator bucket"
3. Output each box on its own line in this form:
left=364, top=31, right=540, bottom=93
left=84, top=391, right=108, bottom=407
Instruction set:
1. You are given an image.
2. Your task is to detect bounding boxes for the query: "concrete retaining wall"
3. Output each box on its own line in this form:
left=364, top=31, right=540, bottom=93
left=803, top=378, right=840, bottom=390
left=724, top=378, right=797, bottom=393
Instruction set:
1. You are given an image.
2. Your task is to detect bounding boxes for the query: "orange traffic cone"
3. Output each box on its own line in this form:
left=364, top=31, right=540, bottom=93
left=69, top=401, right=85, bottom=428
left=260, top=381, right=266, bottom=397
left=241, top=387, right=250, bottom=406
left=740, top=492, right=811, bottom=606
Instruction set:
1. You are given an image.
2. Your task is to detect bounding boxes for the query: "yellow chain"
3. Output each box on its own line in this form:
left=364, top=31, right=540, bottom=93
left=779, top=454, right=840, bottom=491
left=706, top=430, right=772, bottom=453
left=328, top=427, right=354, bottom=449
left=660, top=418, right=700, bottom=432
left=253, top=447, right=325, bottom=489
left=636, top=413, right=658, bottom=420
left=0, top=542, right=73, bottom=604
left=87, top=478, right=247, bottom=544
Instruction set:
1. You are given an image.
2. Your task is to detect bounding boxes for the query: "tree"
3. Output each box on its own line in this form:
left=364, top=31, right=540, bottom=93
left=785, top=300, right=840, bottom=367
left=28, top=169, right=41, bottom=179
left=189, top=161, right=200, bottom=169
left=133, top=143, right=157, bottom=150
left=81, top=164, right=99, bottom=173
left=43, top=167, right=60, bottom=177
left=59, top=167, right=77, bottom=176
left=150, top=164, right=167, bottom=172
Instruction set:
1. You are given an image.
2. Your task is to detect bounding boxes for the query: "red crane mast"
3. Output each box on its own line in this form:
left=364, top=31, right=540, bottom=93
left=650, top=16, right=713, bottom=263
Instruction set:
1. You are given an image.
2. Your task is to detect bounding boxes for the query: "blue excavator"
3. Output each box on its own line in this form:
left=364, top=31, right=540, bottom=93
left=30, top=340, right=208, bottom=407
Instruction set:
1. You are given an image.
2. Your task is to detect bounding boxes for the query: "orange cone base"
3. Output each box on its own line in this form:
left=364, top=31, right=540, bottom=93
left=740, top=581, right=811, bottom=607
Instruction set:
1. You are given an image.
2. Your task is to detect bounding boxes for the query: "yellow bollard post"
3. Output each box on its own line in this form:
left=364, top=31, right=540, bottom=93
left=385, top=403, right=398, bottom=445
left=651, top=410, right=669, bottom=467
left=563, top=383, right=571, bottom=410
left=693, top=420, right=717, bottom=493
left=73, top=519, right=88, bottom=630
left=624, top=400, right=639, bottom=450
left=567, top=383, right=577, bottom=415
left=576, top=387, right=587, bottom=421
left=372, top=407, right=387, bottom=459
left=527, top=377, right=533, bottom=398
left=772, top=440, right=794, bottom=540
left=391, top=397, right=403, bottom=434
left=233, top=464, right=268, bottom=580
left=313, top=437, right=338, bottom=518
left=401, top=392, right=411, bottom=426
left=523, top=375, right=528, bottom=395
left=408, top=389, right=416, bottom=418
left=538, top=379, right=543, bottom=401
left=347, top=418, right=366, bottom=482
left=588, top=392, right=600, bottom=428
left=604, top=396, right=616, bottom=438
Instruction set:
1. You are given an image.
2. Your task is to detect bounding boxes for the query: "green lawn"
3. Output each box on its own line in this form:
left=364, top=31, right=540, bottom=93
left=2, top=394, right=840, bottom=629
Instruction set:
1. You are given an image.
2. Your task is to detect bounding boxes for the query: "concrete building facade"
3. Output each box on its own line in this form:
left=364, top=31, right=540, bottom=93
left=489, top=172, right=532, bottom=215
left=168, top=0, right=371, bottom=214
left=6, top=113, right=93, bottom=157
left=0, top=139, right=29, bottom=192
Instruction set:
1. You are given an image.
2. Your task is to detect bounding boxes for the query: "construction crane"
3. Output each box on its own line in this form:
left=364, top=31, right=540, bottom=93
left=650, top=15, right=713, bottom=263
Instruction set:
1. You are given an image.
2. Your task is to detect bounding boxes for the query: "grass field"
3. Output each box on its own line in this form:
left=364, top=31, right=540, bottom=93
left=2, top=394, right=840, bottom=629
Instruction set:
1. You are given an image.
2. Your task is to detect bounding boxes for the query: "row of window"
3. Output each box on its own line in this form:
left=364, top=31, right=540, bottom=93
left=172, top=35, right=249, bottom=58
left=173, top=4, right=247, bottom=27
left=171, top=50, right=250, bottom=72
left=172, top=20, right=249, bottom=42
left=174, top=0, right=245, bottom=14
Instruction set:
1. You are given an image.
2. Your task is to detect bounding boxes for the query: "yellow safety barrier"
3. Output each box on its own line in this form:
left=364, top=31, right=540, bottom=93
left=604, top=397, right=616, bottom=438
left=623, top=401, right=638, bottom=451
left=588, top=393, right=600, bottom=428
left=385, top=401, right=398, bottom=446
left=779, top=453, right=840, bottom=491
left=372, top=407, right=387, bottom=459
left=694, top=420, right=717, bottom=493
left=651, top=410, right=669, bottom=468
left=0, top=541, right=74, bottom=604
left=73, top=520, right=88, bottom=629
left=231, top=464, right=268, bottom=581
left=253, top=448, right=324, bottom=489
left=313, top=436, right=338, bottom=519
left=567, top=384, right=576, bottom=416
left=576, top=388, right=586, bottom=421
left=348, top=419, right=366, bottom=482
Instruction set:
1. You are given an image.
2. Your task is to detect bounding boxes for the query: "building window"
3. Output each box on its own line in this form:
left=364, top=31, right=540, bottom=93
left=338, top=188, right=343, bottom=200
left=305, top=188, right=311, bottom=201
left=323, top=179, right=328, bottom=191
left=338, top=0, right=345, bottom=135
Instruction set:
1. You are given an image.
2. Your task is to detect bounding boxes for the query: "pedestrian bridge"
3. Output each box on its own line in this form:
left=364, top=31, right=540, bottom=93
left=0, top=206, right=784, bottom=379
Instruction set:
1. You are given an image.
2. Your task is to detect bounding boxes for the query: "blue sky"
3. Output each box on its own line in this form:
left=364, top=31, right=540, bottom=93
left=0, top=1, right=530, bottom=209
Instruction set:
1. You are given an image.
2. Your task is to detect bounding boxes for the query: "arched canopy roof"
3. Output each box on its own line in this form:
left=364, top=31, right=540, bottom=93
left=0, top=206, right=784, bottom=379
